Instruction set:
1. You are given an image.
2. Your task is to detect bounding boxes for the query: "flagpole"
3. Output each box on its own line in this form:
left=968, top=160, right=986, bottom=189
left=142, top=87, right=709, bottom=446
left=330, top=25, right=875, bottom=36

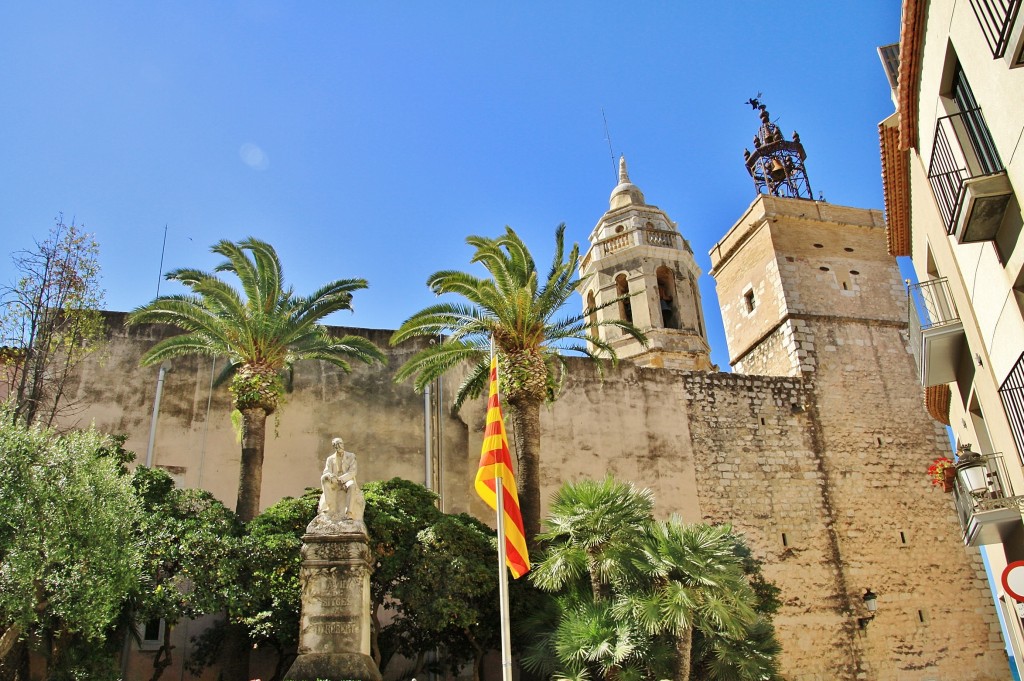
left=492, top=340, right=514, bottom=681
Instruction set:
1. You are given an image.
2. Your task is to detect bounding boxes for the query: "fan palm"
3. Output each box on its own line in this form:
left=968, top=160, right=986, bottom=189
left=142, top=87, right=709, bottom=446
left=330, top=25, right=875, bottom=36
left=127, top=237, right=385, bottom=522
left=525, top=478, right=660, bottom=681
left=619, top=520, right=759, bottom=681
left=532, top=477, right=654, bottom=602
left=390, top=225, right=644, bottom=540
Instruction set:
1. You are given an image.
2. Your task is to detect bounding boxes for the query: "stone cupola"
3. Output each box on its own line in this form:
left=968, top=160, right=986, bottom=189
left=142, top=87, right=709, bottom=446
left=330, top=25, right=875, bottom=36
left=579, top=155, right=712, bottom=370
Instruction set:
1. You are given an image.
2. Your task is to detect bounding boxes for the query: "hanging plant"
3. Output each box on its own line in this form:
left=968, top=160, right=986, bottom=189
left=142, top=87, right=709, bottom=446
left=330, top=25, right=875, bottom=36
left=928, top=457, right=955, bottom=490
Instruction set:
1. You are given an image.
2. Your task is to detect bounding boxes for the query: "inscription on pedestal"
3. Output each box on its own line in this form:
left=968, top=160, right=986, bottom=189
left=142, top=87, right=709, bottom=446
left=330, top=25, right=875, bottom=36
left=307, top=620, right=360, bottom=636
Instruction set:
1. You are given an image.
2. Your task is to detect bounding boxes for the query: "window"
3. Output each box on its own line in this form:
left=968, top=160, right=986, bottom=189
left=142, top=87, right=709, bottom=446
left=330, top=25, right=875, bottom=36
left=615, top=274, right=632, bottom=325
left=743, top=288, right=755, bottom=313
left=137, top=618, right=165, bottom=651
left=927, top=59, right=1012, bottom=241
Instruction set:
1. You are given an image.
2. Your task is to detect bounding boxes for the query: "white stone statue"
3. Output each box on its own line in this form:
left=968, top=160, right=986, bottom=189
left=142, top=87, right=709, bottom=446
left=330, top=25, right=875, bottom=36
left=318, top=437, right=365, bottom=522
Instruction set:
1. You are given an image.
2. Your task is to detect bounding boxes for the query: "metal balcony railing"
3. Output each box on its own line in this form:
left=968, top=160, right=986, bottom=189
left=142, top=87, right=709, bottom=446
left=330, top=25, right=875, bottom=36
left=952, top=451, right=1024, bottom=545
left=927, top=108, right=1005, bottom=235
left=908, top=278, right=961, bottom=330
left=1000, top=352, right=1024, bottom=465
left=969, top=0, right=1023, bottom=58
left=907, top=278, right=963, bottom=385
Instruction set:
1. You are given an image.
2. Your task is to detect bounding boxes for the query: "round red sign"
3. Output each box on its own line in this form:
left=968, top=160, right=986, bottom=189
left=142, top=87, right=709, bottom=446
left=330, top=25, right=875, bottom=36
left=1002, top=561, right=1024, bottom=602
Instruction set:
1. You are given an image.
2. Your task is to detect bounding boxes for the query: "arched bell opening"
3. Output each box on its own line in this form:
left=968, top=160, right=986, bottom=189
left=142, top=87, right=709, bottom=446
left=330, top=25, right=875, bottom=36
left=615, top=274, right=633, bottom=326
left=656, top=266, right=680, bottom=330
left=586, top=291, right=597, bottom=333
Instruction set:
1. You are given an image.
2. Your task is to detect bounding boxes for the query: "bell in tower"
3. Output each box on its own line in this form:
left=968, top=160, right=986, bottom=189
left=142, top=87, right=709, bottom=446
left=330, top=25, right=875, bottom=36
left=743, top=99, right=814, bottom=199
left=579, top=156, right=713, bottom=371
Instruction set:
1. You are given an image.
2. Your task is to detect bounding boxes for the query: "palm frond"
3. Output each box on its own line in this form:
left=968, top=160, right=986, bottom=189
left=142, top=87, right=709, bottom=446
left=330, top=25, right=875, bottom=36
left=392, top=339, right=488, bottom=395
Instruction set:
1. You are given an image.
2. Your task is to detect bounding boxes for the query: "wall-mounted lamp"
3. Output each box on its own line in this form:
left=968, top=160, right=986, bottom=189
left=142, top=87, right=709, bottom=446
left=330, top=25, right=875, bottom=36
left=858, top=589, right=878, bottom=629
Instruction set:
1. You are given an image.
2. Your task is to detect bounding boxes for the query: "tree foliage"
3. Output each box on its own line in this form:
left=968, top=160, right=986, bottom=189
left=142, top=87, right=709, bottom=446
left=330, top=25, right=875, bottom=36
left=127, top=237, right=385, bottom=524
left=391, top=225, right=645, bottom=541
left=0, top=412, right=142, bottom=679
left=130, top=466, right=245, bottom=681
left=388, top=512, right=502, bottom=681
left=183, top=478, right=509, bottom=681
left=1, top=215, right=105, bottom=427
left=524, top=477, right=783, bottom=681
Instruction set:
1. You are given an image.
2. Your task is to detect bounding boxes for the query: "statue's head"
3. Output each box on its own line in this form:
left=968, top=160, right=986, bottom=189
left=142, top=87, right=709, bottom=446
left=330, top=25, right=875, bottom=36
left=332, top=437, right=344, bottom=451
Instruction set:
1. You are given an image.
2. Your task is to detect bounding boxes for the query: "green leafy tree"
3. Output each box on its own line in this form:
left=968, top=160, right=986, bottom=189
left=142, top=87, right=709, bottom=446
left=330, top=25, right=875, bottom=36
left=1, top=215, right=105, bottom=427
left=391, top=225, right=644, bottom=541
left=127, top=237, right=385, bottom=523
left=0, top=413, right=142, bottom=679
left=129, top=466, right=244, bottom=681
left=689, top=536, right=783, bottom=681
left=389, top=513, right=500, bottom=681
left=526, top=478, right=657, bottom=681
left=237, top=487, right=319, bottom=681
left=361, top=478, right=442, bottom=667
left=532, top=477, right=654, bottom=603
left=620, top=520, right=760, bottom=681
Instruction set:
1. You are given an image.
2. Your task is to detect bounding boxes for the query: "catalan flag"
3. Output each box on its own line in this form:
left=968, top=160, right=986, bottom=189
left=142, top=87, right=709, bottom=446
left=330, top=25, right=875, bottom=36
left=474, top=355, right=531, bottom=578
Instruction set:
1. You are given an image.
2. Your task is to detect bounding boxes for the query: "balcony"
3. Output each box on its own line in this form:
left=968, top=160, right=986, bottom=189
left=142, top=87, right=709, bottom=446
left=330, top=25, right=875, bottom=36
left=1000, top=351, right=1024, bottom=462
left=927, top=108, right=1013, bottom=243
left=953, top=451, right=1024, bottom=546
left=907, top=278, right=966, bottom=386
left=968, top=0, right=1023, bottom=59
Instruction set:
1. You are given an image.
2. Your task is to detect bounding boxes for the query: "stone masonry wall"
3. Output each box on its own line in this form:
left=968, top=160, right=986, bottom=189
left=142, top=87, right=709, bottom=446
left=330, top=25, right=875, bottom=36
left=806, top=315, right=1006, bottom=679
left=55, top=311, right=1007, bottom=681
left=680, top=371, right=861, bottom=678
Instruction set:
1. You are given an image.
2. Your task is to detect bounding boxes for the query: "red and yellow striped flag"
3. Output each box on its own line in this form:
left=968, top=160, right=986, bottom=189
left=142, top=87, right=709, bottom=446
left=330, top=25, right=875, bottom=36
left=474, top=355, right=530, bottom=578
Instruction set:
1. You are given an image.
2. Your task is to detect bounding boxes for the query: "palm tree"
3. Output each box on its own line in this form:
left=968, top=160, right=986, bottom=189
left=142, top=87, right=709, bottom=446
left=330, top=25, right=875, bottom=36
left=532, top=477, right=654, bottom=602
left=525, top=480, right=772, bottom=681
left=620, top=520, right=759, bottom=681
left=390, top=225, right=644, bottom=541
left=525, top=478, right=659, bottom=681
left=127, top=237, right=385, bottom=522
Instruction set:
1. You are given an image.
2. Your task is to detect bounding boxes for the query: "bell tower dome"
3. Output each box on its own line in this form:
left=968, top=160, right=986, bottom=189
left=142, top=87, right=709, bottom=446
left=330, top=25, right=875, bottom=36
left=579, top=156, right=712, bottom=370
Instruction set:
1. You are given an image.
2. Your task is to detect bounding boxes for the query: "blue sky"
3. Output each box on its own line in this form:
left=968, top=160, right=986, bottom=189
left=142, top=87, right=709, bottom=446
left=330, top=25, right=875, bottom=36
left=0, top=2, right=901, bottom=371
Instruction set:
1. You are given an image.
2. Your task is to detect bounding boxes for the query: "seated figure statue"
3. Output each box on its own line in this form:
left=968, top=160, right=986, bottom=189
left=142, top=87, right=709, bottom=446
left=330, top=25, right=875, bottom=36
left=317, top=436, right=365, bottom=522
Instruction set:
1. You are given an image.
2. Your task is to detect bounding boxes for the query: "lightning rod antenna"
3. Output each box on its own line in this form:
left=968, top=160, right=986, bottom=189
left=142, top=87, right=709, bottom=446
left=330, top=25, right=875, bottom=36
left=602, top=108, right=617, bottom=182
left=155, top=224, right=168, bottom=297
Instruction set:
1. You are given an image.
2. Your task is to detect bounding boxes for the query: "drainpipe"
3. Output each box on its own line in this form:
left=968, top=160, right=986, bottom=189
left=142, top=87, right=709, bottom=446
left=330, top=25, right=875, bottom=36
left=145, top=361, right=170, bottom=468
left=424, top=382, right=432, bottom=491
left=436, top=372, right=443, bottom=511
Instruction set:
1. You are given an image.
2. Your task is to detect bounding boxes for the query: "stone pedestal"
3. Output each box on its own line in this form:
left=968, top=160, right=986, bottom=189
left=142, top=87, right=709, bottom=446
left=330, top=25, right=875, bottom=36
left=284, top=518, right=381, bottom=681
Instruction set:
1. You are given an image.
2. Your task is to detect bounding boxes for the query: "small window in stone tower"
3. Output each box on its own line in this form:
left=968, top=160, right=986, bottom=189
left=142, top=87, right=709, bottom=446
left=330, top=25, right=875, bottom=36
left=586, top=291, right=597, bottom=330
left=743, top=288, right=755, bottom=313
left=615, top=274, right=633, bottom=325
left=656, top=266, right=679, bottom=329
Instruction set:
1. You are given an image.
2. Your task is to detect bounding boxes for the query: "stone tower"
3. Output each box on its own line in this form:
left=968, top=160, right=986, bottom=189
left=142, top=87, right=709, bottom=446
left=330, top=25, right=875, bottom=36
left=712, top=102, right=903, bottom=377
left=579, top=156, right=712, bottom=370
left=703, top=108, right=1006, bottom=679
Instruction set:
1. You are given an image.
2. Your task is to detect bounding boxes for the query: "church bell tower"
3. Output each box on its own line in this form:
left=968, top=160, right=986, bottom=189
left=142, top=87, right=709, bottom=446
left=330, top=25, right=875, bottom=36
left=579, top=156, right=712, bottom=370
